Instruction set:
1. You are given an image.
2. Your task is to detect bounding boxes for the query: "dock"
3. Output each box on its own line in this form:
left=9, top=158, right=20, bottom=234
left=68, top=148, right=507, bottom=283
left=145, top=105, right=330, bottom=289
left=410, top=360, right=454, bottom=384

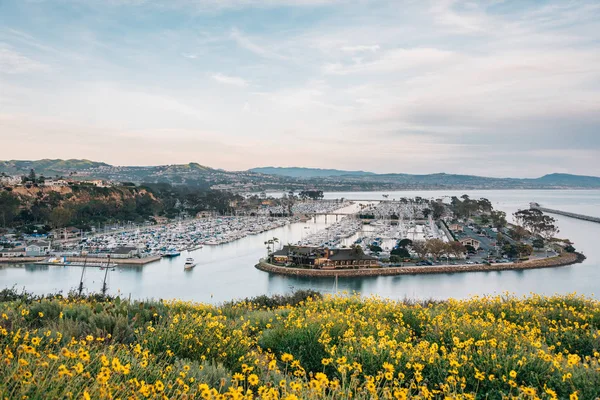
left=530, top=203, right=600, bottom=224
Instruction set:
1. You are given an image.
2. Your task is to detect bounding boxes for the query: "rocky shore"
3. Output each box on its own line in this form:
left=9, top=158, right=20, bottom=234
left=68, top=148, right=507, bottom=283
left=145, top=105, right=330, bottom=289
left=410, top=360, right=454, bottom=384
left=256, top=252, right=586, bottom=278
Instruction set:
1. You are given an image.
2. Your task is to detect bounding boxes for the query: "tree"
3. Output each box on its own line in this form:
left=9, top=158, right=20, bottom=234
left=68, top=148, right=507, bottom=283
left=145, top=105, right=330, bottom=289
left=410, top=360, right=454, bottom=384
left=517, top=243, right=533, bottom=258
left=422, top=208, right=431, bottom=219
left=0, top=192, right=20, bottom=227
left=509, top=225, right=529, bottom=241
left=390, top=247, right=410, bottom=258
left=49, top=207, right=73, bottom=229
left=350, top=244, right=364, bottom=256
left=532, top=238, right=544, bottom=249
left=465, top=244, right=477, bottom=254
left=398, top=238, right=413, bottom=248
left=447, top=241, right=467, bottom=260
left=513, top=209, right=558, bottom=239
left=369, top=244, right=383, bottom=253
left=496, top=232, right=505, bottom=246
left=299, top=190, right=324, bottom=201
left=28, top=169, right=36, bottom=183
left=389, top=255, right=401, bottom=264
left=502, top=244, right=518, bottom=258
left=490, top=210, right=507, bottom=228
left=426, top=239, right=446, bottom=261
left=431, top=201, right=446, bottom=220
left=565, top=244, right=576, bottom=253
left=410, top=240, right=429, bottom=260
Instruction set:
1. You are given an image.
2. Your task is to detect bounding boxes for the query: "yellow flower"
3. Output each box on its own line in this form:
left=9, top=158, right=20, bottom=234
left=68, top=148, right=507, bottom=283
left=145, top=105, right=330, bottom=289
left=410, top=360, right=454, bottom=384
left=38, top=312, right=44, bottom=318
left=281, top=353, right=294, bottom=363
left=248, top=374, right=259, bottom=386
left=233, top=373, right=245, bottom=381
left=509, top=370, right=517, bottom=379
left=570, top=392, right=579, bottom=400
left=83, top=390, right=91, bottom=400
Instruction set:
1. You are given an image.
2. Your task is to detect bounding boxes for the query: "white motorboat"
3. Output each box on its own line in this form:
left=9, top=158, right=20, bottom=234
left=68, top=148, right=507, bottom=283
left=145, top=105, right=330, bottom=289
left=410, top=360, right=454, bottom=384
left=184, top=257, right=196, bottom=270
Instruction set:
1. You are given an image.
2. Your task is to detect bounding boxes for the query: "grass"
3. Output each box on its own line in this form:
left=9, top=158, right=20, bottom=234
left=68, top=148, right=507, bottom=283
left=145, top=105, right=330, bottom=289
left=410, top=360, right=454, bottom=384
left=0, top=288, right=599, bottom=399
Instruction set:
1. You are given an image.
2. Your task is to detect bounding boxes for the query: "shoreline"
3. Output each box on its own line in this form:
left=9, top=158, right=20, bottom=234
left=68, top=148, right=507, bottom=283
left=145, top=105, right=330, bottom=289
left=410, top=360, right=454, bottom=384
left=255, top=252, right=586, bottom=278
left=0, top=256, right=162, bottom=266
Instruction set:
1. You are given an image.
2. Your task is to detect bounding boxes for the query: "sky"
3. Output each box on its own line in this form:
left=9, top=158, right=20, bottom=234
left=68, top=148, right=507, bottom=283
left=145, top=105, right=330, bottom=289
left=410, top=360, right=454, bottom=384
left=1, top=0, right=599, bottom=177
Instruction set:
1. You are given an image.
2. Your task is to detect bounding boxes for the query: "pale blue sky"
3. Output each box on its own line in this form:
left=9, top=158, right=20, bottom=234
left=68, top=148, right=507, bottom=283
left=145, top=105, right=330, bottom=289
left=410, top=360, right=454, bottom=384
left=1, top=0, right=599, bottom=177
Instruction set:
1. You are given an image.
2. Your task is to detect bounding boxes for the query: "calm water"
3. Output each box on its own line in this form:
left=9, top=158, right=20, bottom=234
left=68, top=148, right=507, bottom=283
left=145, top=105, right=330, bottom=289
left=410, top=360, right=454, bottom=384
left=1, top=190, right=599, bottom=303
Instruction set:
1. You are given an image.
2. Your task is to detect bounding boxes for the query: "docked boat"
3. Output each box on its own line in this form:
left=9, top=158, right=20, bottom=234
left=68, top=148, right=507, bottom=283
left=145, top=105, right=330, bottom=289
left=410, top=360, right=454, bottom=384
left=184, top=257, right=196, bottom=270
left=163, top=249, right=181, bottom=258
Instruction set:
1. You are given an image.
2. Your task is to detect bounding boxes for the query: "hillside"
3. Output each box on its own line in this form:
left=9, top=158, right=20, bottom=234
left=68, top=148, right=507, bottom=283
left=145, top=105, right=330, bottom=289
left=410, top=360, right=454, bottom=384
left=531, top=173, right=600, bottom=187
left=0, top=182, right=240, bottom=230
left=0, top=159, right=109, bottom=176
left=1, top=290, right=598, bottom=399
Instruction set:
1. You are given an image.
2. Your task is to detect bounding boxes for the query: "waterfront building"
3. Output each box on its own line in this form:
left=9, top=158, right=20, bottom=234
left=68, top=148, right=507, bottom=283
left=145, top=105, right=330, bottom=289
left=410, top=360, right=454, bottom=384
left=25, top=240, right=52, bottom=256
left=272, top=246, right=378, bottom=269
left=0, top=247, right=27, bottom=257
left=94, top=246, right=139, bottom=259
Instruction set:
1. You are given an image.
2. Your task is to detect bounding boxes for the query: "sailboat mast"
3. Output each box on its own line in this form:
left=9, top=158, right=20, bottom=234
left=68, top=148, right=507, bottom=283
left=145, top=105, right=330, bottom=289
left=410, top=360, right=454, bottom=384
left=77, top=254, right=88, bottom=296
left=101, top=255, right=110, bottom=296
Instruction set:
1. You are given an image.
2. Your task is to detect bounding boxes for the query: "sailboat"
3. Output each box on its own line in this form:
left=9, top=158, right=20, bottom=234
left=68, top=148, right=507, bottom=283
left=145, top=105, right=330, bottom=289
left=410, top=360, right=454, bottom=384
left=184, top=257, right=196, bottom=270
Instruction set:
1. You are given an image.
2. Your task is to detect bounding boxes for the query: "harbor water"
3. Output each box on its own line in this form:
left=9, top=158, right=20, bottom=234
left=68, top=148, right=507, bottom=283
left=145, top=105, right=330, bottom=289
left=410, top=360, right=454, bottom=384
left=1, top=190, right=599, bottom=303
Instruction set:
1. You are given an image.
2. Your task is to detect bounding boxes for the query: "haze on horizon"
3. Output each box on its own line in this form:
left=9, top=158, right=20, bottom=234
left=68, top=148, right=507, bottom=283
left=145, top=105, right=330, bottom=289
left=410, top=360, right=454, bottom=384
left=1, top=0, right=599, bottom=178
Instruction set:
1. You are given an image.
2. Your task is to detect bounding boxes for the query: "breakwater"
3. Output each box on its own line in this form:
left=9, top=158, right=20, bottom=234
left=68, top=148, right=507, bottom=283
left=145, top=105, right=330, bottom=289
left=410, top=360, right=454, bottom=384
left=256, top=252, right=585, bottom=278
left=531, top=204, right=600, bottom=224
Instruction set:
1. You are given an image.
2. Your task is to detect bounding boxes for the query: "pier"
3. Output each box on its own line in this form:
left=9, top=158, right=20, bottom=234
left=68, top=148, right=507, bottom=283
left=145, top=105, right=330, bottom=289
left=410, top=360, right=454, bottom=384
left=530, top=203, right=600, bottom=224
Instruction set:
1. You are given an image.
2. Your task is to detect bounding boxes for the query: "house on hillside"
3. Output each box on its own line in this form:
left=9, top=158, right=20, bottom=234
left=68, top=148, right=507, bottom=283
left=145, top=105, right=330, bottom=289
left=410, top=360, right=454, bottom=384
left=197, top=211, right=218, bottom=218
left=25, top=240, right=52, bottom=256
left=51, top=227, right=81, bottom=240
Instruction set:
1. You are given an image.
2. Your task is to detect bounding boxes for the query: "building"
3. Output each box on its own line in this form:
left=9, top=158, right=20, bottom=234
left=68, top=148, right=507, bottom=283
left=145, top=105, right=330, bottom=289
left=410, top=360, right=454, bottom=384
left=51, top=227, right=81, bottom=240
left=43, top=179, right=69, bottom=187
left=87, top=179, right=111, bottom=187
left=320, top=248, right=379, bottom=269
left=25, top=240, right=52, bottom=256
left=271, top=246, right=379, bottom=269
left=197, top=211, right=218, bottom=218
left=109, top=246, right=139, bottom=259
left=1, top=247, right=27, bottom=257
left=0, top=175, right=21, bottom=186
left=459, top=237, right=481, bottom=251
left=449, top=223, right=464, bottom=232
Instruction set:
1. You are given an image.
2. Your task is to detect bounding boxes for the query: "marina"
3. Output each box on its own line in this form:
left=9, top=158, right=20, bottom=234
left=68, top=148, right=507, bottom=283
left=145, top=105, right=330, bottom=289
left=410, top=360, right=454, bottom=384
left=0, top=189, right=599, bottom=302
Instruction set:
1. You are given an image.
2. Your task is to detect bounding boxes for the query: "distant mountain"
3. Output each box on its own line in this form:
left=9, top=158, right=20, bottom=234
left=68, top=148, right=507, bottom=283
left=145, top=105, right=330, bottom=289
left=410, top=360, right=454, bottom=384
left=2, top=159, right=600, bottom=190
left=249, top=167, right=375, bottom=178
left=530, top=173, right=600, bottom=187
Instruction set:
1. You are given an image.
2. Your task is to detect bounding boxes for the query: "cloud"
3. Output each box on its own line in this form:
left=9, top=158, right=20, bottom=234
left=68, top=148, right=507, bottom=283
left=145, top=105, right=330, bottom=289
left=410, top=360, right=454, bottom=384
left=212, top=73, right=249, bottom=87
left=340, top=44, right=380, bottom=53
left=2, top=0, right=600, bottom=175
left=230, top=28, right=288, bottom=60
left=323, top=47, right=456, bottom=75
left=0, top=44, right=47, bottom=74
